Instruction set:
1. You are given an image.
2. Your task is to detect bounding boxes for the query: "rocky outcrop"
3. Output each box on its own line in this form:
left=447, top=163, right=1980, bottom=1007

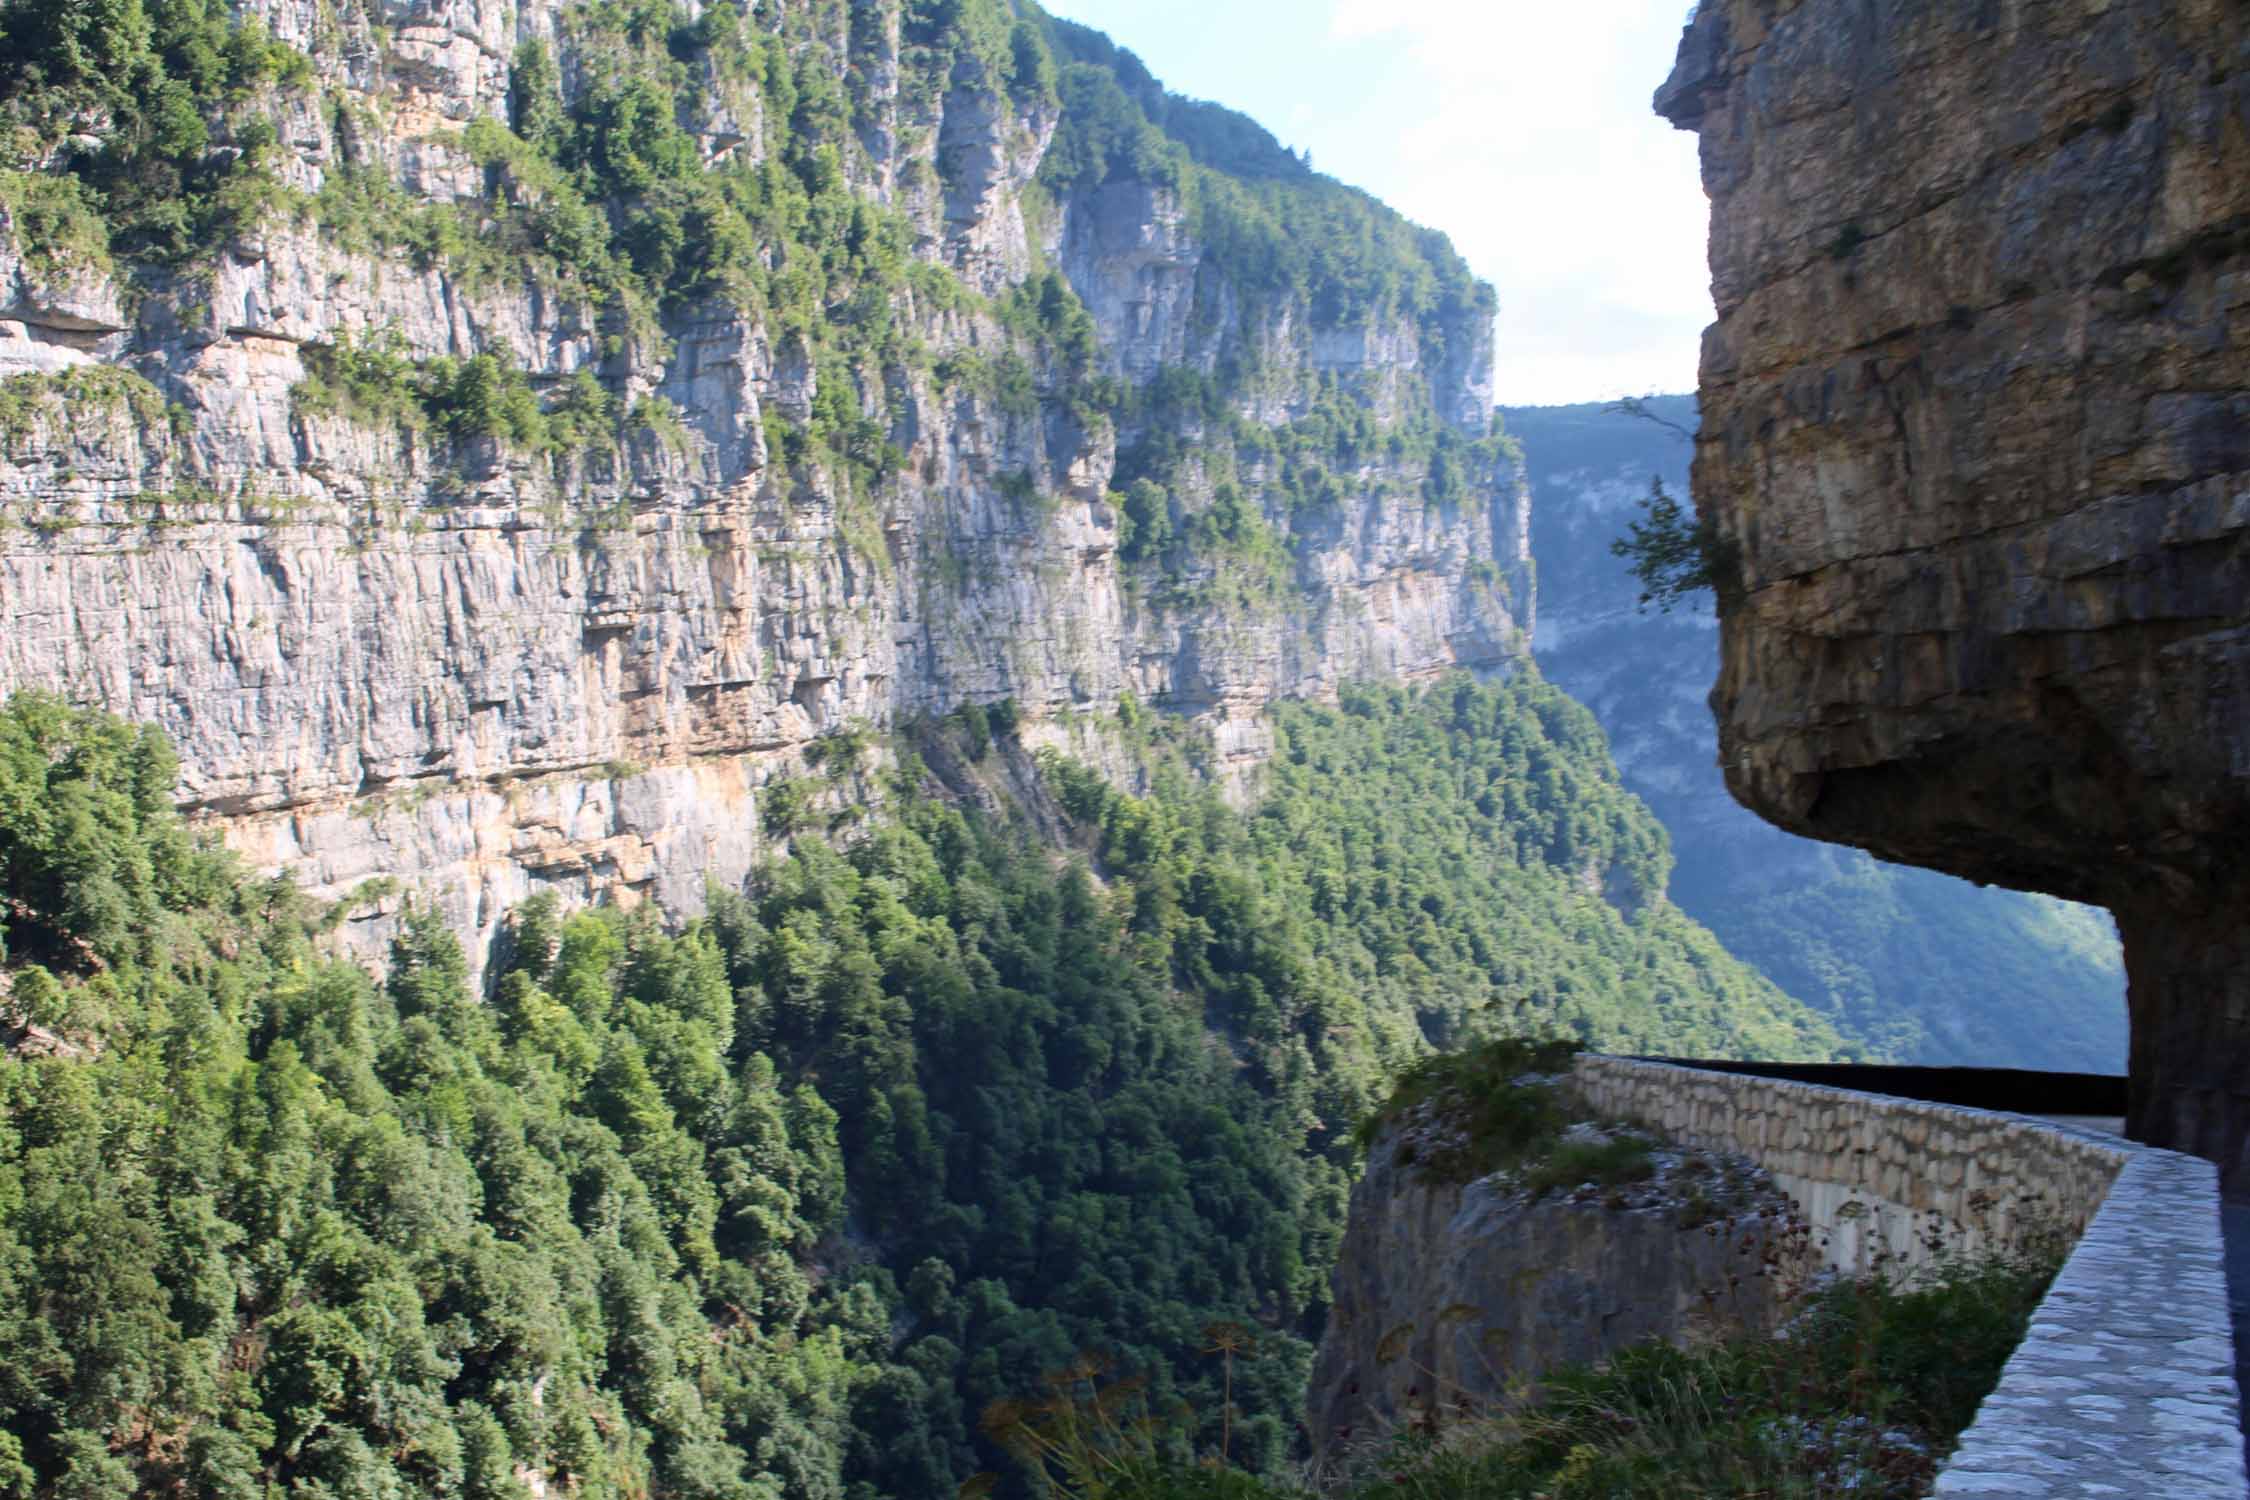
left=1659, top=2, right=2249, bottom=1179
left=1308, top=1117, right=1791, bottom=1460
left=0, top=0, right=1530, bottom=969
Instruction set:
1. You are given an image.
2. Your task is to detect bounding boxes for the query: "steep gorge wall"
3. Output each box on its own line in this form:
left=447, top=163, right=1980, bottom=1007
left=0, top=0, right=1530, bottom=963
left=1660, top=0, right=2250, bottom=1178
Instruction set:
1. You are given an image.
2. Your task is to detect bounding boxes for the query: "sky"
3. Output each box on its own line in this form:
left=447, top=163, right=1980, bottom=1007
left=1038, top=0, right=1711, bottom=407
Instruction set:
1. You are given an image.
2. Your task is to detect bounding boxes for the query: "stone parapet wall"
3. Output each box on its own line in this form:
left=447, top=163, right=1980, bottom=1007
left=1572, top=1055, right=2243, bottom=1497
left=1572, top=1056, right=2122, bottom=1271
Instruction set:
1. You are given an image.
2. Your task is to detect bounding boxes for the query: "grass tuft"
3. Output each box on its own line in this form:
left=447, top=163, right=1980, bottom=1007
left=1349, top=1034, right=1582, bottom=1179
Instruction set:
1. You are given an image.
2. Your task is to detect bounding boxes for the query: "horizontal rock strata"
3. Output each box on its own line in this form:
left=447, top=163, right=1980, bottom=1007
left=0, top=0, right=1530, bottom=967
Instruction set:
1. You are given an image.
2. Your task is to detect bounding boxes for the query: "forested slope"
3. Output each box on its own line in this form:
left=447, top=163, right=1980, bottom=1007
left=0, top=678, right=1833, bottom=1498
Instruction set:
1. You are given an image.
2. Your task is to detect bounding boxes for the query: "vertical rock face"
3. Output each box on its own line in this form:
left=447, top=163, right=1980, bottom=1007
left=1661, top=1, right=2249, bottom=1178
left=1308, top=1123, right=1790, bottom=1460
left=0, top=0, right=1530, bottom=966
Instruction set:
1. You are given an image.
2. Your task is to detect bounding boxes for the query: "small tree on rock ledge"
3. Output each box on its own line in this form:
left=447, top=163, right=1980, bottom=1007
left=1611, top=475, right=1735, bottom=614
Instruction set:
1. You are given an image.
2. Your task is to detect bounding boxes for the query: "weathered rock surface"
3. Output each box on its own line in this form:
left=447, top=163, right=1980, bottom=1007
left=1307, top=1118, right=1791, bottom=1460
left=1661, top=0, right=2250, bottom=1180
left=0, top=0, right=1530, bottom=969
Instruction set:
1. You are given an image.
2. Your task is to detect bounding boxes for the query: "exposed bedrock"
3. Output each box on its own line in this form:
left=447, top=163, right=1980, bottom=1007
left=1308, top=1120, right=1790, bottom=1461
left=1659, top=1, right=2250, bottom=1180
left=0, top=0, right=1532, bottom=972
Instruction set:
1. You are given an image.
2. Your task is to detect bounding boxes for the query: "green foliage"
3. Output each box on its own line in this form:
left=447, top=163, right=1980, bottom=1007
left=0, top=695, right=895, bottom=1497
left=1517, top=1133, right=1656, bottom=1198
left=1349, top=1035, right=1580, bottom=1173
left=0, top=690, right=220, bottom=969
left=1351, top=1036, right=1657, bottom=1195
left=975, top=1356, right=1204, bottom=1500
left=946, top=699, right=1020, bottom=761
left=294, top=333, right=622, bottom=456
left=0, top=169, right=111, bottom=280
left=0, top=678, right=1845, bottom=1499
left=1046, top=675, right=1839, bottom=1080
left=1091, top=1235, right=2060, bottom=1500
left=1609, top=476, right=1732, bottom=613
left=1115, top=479, right=1171, bottom=564
left=728, top=792, right=1322, bottom=1488
left=760, top=775, right=815, bottom=837
left=0, top=363, right=166, bottom=449
left=289, top=330, right=432, bottom=433
left=0, top=0, right=311, bottom=260
left=437, top=350, right=551, bottom=445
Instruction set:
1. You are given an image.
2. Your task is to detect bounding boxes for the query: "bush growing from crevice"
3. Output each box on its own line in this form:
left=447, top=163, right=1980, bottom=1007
left=1610, top=475, right=1737, bottom=614
left=295, top=335, right=627, bottom=458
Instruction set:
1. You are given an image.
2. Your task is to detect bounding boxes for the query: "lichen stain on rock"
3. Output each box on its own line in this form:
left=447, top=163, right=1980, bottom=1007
left=1661, top=0, right=2250, bottom=1180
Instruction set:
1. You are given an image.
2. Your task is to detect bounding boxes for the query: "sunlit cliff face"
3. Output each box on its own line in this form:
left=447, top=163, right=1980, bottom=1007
left=0, top=0, right=1529, bottom=973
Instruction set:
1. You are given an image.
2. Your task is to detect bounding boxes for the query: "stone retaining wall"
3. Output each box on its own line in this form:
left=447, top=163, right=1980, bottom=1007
left=1573, top=1056, right=2119, bottom=1273
left=1572, top=1056, right=2243, bottom=1498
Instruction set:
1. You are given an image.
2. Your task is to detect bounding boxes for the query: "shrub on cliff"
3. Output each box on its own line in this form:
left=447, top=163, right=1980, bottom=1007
left=1610, top=476, right=1735, bottom=614
left=1076, top=1230, right=2060, bottom=1500
left=1347, top=1034, right=1582, bottom=1176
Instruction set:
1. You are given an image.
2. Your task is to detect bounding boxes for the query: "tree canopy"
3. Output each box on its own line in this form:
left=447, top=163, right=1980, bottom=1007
left=0, top=677, right=1838, bottom=1497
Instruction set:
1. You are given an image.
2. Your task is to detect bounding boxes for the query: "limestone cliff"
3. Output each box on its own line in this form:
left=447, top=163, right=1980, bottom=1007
left=1658, top=2, right=2248, bottom=1177
left=1308, top=1112, right=1790, bottom=1461
left=0, top=1, right=1530, bottom=966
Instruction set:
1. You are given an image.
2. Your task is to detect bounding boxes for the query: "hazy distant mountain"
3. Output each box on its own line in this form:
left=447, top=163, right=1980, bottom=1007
left=1507, top=398, right=2127, bottom=1072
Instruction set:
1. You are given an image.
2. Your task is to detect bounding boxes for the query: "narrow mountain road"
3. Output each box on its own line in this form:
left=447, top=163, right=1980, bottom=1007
left=2226, top=1200, right=2250, bottom=1479
left=2046, top=1116, right=2249, bottom=1477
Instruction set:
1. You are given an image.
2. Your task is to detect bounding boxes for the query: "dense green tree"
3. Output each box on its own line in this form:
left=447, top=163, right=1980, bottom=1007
left=0, top=675, right=1837, bottom=1497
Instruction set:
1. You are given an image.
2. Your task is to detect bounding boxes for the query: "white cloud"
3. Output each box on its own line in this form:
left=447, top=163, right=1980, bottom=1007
left=1040, top=0, right=1714, bottom=405
left=1312, top=0, right=1713, bottom=402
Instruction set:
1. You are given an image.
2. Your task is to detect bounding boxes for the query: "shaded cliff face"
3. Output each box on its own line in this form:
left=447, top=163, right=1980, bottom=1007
left=0, top=0, right=1528, bottom=963
left=1309, top=1113, right=1789, bottom=1460
left=1660, top=2, right=2249, bottom=1176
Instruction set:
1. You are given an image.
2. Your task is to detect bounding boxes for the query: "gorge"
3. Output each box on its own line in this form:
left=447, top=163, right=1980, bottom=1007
left=0, top=0, right=2210, bottom=1493
left=0, top=1, right=1851, bottom=1494
left=1512, top=397, right=2126, bottom=1073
